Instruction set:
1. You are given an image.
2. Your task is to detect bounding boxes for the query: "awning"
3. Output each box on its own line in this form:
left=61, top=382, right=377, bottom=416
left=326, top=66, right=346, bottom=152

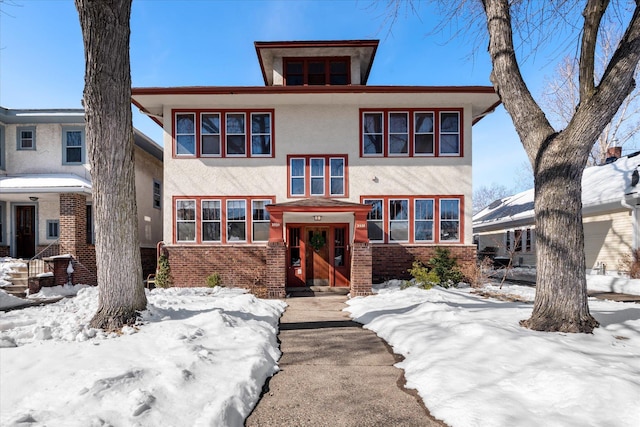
left=0, top=173, right=92, bottom=194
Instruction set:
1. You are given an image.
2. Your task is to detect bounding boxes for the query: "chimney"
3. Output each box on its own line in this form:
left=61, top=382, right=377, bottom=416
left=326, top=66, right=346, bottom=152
left=604, top=146, right=622, bottom=164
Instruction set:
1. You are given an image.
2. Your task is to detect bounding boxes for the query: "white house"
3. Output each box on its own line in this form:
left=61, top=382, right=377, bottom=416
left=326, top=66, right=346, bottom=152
left=0, top=107, right=163, bottom=284
left=132, top=39, right=500, bottom=297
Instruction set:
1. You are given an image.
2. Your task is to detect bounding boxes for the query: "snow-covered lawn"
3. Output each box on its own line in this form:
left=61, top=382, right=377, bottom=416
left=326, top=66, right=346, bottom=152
left=1, top=258, right=639, bottom=426
left=346, top=281, right=640, bottom=427
left=0, top=285, right=285, bottom=427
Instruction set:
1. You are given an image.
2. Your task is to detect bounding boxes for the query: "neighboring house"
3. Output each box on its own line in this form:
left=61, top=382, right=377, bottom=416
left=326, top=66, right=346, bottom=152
left=473, top=148, right=640, bottom=274
left=0, top=107, right=163, bottom=284
left=132, top=39, right=499, bottom=297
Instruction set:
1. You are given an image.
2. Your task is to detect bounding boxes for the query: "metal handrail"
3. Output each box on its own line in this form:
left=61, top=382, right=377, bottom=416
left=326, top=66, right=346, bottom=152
left=28, top=239, right=60, bottom=278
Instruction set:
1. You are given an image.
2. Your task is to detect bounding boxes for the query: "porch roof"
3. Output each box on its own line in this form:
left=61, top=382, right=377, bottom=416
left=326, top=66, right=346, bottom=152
left=0, top=173, right=92, bottom=194
left=267, top=198, right=371, bottom=213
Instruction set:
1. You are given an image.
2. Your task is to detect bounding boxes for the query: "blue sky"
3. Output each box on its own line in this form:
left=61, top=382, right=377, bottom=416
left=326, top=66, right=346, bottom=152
left=0, top=0, right=552, bottom=191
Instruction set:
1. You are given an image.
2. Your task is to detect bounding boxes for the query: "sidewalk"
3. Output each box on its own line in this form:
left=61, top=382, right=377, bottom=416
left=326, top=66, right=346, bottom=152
left=245, top=294, right=446, bottom=427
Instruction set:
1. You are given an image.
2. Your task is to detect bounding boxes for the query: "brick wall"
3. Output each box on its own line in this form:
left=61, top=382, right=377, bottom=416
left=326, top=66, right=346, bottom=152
left=350, top=242, right=372, bottom=296
left=0, top=246, right=8, bottom=257
left=266, top=242, right=286, bottom=298
left=35, top=244, right=60, bottom=258
left=372, top=245, right=477, bottom=283
left=59, top=193, right=97, bottom=285
left=164, top=245, right=268, bottom=297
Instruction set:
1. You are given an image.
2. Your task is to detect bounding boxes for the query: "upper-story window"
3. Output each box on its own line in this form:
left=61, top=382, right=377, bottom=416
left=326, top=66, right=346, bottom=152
left=288, top=155, right=348, bottom=198
left=284, top=57, right=350, bottom=86
left=174, top=110, right=274, bottom=158
left=62, top=127, right=85, bottom=164
left=361, top=109, right=462, bottom=157
left=17, top=126, right=36, bottom=150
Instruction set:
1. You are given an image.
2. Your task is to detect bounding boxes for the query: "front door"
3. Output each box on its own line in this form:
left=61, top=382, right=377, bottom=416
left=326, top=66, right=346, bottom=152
left=16, top=205, right=36, bottom=259
left=306, top=227, right=330, bottom=286
left=285, top=224, right=351, bottom=288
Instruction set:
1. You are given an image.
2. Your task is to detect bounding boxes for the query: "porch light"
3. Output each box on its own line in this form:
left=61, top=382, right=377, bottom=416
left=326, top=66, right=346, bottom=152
left=313, top=215, right=322, bottom=221
left=29, top=197, right=39, bottom=202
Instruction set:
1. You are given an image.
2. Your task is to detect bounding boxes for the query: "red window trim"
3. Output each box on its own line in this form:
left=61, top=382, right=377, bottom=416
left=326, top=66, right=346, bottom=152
left=286, top=154, right=349, bottom=198
left=359, top=108, right=464, bottom=158
left=283, top=56, right=351, bottom=86
left=172, top=195, right=276, bottom=244
left=171, top=109, right=275, bottom=159
left=360, top=195, right=465, bottom=244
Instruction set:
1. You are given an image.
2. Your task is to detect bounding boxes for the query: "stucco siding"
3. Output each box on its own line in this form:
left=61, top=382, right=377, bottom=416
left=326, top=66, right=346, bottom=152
left=161, top=97, right=475, bottom=244
left=134, top=146, right=163, bottom=248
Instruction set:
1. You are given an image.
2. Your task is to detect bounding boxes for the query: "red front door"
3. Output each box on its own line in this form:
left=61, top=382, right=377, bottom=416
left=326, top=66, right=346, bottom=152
left=285, top=224, right=350, bottom=288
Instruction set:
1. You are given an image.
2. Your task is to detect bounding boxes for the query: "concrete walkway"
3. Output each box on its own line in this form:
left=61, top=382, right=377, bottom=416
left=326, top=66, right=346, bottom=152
left=245, top=294, right=446, bottom=427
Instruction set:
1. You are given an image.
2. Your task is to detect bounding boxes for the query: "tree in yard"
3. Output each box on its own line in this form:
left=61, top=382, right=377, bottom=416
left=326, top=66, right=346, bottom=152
left=473, top=183, right=513, bottom=214
left=482, top=0, right=640, bottom=332
left=76, top=0, right=146, bottom=330
left=386, top=0, right=640, bottom=332
left=541, top=26, right=640, bottom=166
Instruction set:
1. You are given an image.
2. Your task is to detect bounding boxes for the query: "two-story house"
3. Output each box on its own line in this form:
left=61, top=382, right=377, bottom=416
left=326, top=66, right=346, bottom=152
left=132, top=40, right=499, bottom=297
left=0, top=107, right=163, bottom=284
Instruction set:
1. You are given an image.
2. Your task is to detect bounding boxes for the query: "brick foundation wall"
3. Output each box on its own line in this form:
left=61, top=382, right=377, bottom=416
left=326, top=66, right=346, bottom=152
left=350, top=242, right=372, bottom=296
left=0, top=246, right=8, bottom=257
left=35, top=244, right=60, bottom=258
left=372, top=245, right=477, bottom=283
left=164, top=245, right=268, bottom=297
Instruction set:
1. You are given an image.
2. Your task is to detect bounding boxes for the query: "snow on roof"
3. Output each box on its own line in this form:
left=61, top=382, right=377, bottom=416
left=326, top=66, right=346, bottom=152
left=473, top=152, right=640, bottom=229
left=0, top=174, right=92, bottom=194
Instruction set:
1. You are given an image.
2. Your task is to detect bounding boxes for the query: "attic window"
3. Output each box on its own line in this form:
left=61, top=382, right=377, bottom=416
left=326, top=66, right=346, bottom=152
left=284, top=57, right=350, bottom=86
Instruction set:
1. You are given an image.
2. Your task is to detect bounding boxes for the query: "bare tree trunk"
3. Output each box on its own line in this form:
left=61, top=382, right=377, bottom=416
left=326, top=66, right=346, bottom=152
left=482, top=0, right=640, bottom=333
left=76, top=0, right=147, bottom=330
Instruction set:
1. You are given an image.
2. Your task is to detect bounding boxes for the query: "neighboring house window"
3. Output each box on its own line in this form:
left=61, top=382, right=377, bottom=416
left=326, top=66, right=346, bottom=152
left=202, top=200, right=221, bottom=242
left=287, top=155, right=348, bottom=198
left=514, top=229, right=523, bottom=252
left=364, top=199, right=384, bottom=242
left=362, top=195, right=463, bottom=244
left=62, top=127, right=85, bottom=164
left=414, top=199, right=434, bottom=242
left=389, top=199, right=409, bottom=242
left=86, top=205, right=94, bottom=244
left=361, top=109, right=463, bottom=157
left=173, top=196, right=275, bottom=244
left=252, top=200, right=271, bottom=242
left=284, top=57, right=350, bottom=86
left=440, top=199, right=460, bottom=241
left=176, top=199, right=196, bottom=242
left=46, top=220, right=59, bottom=239
left=0, top=125, right=5, bottom=170
left=174, top=110, right=274, bottom=158
left=153, top=180, right=162, bottom=210
left=525, top=228, right=532, bottom=252
left=505, top=230, right=511, bottom=251
left=17, top=126, right=36, bottom=150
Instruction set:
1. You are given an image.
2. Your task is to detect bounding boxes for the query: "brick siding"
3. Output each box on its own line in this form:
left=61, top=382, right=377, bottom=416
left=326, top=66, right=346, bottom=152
left=59, top=193, right=97, bottom=285
left=163, top=245, right=268, bottom=298
left=350, top=242, right=372, bottom=296
left=266, top=242, right=286, bottom=298
left=372, top=244, right=477, bottom=283
left=0, top=246, right=8, bottom=257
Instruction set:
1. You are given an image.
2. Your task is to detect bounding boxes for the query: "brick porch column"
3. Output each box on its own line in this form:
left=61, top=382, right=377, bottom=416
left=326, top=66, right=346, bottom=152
left=59, top=193, right=97, bottom=285
left=266, top=241, right=286, bottom=299
left=350, top=242, right=372, bottom=296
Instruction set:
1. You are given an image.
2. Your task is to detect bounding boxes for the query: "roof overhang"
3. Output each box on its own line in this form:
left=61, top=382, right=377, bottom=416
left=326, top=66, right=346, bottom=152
left=132, top=85, right=500, bottom=128
left=0, top=173, right=92, bottom=194
left=254, top=40, right=379, bottom=86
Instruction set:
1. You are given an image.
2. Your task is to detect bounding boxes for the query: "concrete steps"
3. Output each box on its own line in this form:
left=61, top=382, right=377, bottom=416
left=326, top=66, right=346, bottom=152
left=287, top=286, right=350, bottom=297
left=5, top=263, right=29, bottom=298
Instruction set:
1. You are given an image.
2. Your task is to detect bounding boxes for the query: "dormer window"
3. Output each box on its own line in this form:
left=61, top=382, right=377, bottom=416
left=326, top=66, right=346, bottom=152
left=284, top=57, right=350, bottom=86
